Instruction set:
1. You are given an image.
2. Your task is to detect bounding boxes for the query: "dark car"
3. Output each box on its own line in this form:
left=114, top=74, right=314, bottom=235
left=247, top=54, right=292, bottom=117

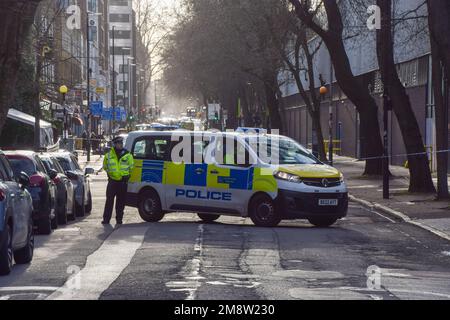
left=51, top=151, right=93, bottom=217
left=39, top=154, right=75, bottom=224
left=5, top=151, right=57, bottom=235
left=0, top=151, right=34, bottom=275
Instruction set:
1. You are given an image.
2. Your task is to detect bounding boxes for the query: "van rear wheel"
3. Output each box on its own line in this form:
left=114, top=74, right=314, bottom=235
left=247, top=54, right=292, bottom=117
left=198, top=214, right=220, bottom=223
left=308, top=217, right=338, bottom=228
left=138, top=190, right=164, bottom=222
left=250, top=194, right=280, bottom=227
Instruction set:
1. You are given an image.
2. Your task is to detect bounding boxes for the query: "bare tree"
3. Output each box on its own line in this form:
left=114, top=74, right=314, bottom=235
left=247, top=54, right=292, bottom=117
left=134, top=0, right=171, bottom=104
left=289, top=0, right=384, bottom=175
left=376, top=0, right=435, bottom=193
left=0, top=0, right=42, bottom=135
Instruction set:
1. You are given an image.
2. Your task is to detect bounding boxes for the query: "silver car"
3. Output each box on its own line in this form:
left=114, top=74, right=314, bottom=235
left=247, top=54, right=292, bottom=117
left=0, top=151, right=34, bottom=276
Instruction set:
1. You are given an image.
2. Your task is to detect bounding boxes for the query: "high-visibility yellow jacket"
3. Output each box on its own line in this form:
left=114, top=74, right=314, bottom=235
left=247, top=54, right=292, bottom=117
left=103, top=148, right=134, bottom=181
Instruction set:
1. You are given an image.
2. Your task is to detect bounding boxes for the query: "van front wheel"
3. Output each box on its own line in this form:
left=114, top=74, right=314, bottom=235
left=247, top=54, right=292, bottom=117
left=250, top=194, right=281, bottom=228
left=138, top=190, right=164, bottom=222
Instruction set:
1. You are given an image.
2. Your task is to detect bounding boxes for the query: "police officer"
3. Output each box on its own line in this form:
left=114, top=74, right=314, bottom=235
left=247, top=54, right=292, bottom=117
left=102, top=136, right=134, bottom=225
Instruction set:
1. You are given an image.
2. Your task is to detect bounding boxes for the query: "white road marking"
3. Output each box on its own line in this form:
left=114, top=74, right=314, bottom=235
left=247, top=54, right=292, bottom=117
left=360, top=206, right=397, bottom=223
left=0, top=286, right=59, bottom=292
left=166, top=224, right=204, bottom=300
left=46, top=225, right=148, bottom=300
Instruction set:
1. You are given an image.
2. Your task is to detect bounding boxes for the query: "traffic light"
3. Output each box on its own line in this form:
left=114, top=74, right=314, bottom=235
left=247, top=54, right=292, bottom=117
left=214, top=111, right=219, bottom=121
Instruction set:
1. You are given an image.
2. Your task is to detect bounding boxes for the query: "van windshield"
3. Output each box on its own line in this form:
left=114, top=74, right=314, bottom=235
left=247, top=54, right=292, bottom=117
left=246, top=136, right=320, bottom=165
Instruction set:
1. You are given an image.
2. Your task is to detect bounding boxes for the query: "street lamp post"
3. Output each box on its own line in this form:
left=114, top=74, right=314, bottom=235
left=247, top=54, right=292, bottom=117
left=59, top=85, right=69, bottom=147
left=85, top=11, right=102, bottom=162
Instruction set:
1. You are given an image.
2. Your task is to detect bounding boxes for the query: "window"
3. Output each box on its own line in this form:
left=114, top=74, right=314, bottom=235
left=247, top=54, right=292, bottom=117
left=119, top=64, right=129, bottom=73
left=0, top=156, right=14, bottom=181
left=132, top=137, right=171, bottom=161
left=215, top=137, right=251, bottom=167
left=110, top=0, right=128, bottom=6
left=119, top=81, right=128, bottom=92
left=35, top=156, right=47, bottom=173
left=110, top=47, right=132, bottom=56
left=71, top=156, right=81, bottom=170
left=109, top=14, right=130, bottom=23
left=8, top=158, right=37, bottom=177
left=246, top=136, right=319, bottom=165
left=0, top=158, right=8, bottom=181
left=51, top=157, right=65, bottom=174
left=110, top=30, right=131, bottom=40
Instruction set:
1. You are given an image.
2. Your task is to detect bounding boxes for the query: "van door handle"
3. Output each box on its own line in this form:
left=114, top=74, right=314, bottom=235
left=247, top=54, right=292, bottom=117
left=210, top=170, right=219, bottom=175
left=195, top=168, right=204, bottom=174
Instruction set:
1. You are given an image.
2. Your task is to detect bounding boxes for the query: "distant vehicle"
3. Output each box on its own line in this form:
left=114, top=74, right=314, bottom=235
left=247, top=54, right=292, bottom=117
left=0, top=151, right=34, bottom=276
left=39, top=154, right=75, bottom=224
left=179, top=120, right=195, bottom=131
left=136, top=123, right=180, bottom=132
left=51, top=151, right=93, bottom=218
left=5, top=151, right=57, bottom=235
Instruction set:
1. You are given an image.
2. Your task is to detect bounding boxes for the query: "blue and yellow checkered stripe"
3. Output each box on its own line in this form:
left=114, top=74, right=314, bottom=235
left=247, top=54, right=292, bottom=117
left=130, top=161, right=276, bottom=192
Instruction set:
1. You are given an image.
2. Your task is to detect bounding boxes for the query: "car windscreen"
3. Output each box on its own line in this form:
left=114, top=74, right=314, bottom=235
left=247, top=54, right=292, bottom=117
left=55, top=157, right=75, bottom=171
left=246, top=136, right=320, bottom=165
left=40, top=157, right=55, bottom=174
left=7, top=157, right=37, bottom=177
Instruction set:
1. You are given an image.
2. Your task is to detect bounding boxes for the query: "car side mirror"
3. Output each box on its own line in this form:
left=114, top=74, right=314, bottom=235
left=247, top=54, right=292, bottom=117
left=18, top=172, right=30, bottom=188
left=48, top=169, right=58, bottom=180
left=66, top=171, right=78, bottom=180
left=85, top=167, right=95, bottom=176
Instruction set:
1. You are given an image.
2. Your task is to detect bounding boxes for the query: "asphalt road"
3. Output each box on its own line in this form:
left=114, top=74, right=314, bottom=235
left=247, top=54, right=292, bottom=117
left=1, top=172, right=450, bottom=300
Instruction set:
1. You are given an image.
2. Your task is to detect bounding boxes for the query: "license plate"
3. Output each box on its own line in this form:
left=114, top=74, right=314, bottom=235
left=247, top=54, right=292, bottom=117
left=319, top=199, right=338, bottom=206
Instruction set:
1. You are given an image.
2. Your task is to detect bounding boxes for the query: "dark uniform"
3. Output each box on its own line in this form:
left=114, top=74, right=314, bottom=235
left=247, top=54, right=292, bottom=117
left=102, top=137, right=134, bottom=224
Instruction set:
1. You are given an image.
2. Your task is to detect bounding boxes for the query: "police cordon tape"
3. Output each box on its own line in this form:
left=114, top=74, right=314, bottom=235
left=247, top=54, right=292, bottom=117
left=333, top=148, right=446, bottom=164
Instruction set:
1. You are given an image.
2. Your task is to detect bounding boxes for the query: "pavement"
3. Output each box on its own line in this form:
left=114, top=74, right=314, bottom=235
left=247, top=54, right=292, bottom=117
left=1, top=167, right=450, bottom=300
left=334, top=156, right=450, bottom=242
left=76, top=152, right=104, bottom=173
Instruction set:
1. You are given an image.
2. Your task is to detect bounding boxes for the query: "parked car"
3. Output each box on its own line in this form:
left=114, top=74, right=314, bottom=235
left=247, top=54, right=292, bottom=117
left=51, top=151, right=94, bottom=217
left=5, top=151, right=57, bottom=235
left=39, top=154, right=75, bottom=224
left=0, top=151, right=34, bottom=275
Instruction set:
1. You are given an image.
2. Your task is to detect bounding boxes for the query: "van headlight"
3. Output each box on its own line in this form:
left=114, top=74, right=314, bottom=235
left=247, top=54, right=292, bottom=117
left=274, top=171, right=302, bottom=183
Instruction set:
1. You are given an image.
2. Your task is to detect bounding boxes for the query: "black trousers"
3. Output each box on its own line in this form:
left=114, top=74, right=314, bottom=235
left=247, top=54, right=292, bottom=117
left=103, top=180, right=128, bottom=223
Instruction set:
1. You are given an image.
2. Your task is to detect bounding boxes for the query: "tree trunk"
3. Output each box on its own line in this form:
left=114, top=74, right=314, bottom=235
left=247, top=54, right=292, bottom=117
left=428, top=0, right=450, bottom=199
left=263, top=72, right=284, bottom=134
left=377, top=0, right=435, bottom=193
left=312, top=110, right=327, bottom=161
left=427, top=0, right=450, bottom=78
left=0, top=0, right=41, bottom=135
left=431, top=38, right=449, bottom=199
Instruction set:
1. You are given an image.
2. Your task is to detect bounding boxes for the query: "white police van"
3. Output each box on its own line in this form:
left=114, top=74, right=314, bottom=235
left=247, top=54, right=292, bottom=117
left=125, top=130, right=348, bottom=227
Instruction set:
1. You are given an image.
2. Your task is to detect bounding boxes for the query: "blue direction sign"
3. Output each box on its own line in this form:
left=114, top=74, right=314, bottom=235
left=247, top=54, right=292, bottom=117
left=90, top=101, right=103, bottom=116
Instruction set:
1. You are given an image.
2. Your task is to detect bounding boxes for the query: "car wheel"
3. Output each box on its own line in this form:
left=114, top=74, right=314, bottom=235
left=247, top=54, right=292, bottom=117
left=68, top=199, right=76, bottom=221
left=14, top=220, right=34, bottom=264
left=85, top=191, right=92, bottom=214
left=198, top=214, right=220, bottom=223
left=308, top=217, right=338, bottom=228
left=0, top=224, right=13, bottom=276
left=76, top=190, right=86, bottom=217
left=38, top=213, right=52, bottom=235
left=250, top=194, right=281, bottom=228
left=138, top=190, right=164, bottom=222
left=57, top=194, right=68, bottom=225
